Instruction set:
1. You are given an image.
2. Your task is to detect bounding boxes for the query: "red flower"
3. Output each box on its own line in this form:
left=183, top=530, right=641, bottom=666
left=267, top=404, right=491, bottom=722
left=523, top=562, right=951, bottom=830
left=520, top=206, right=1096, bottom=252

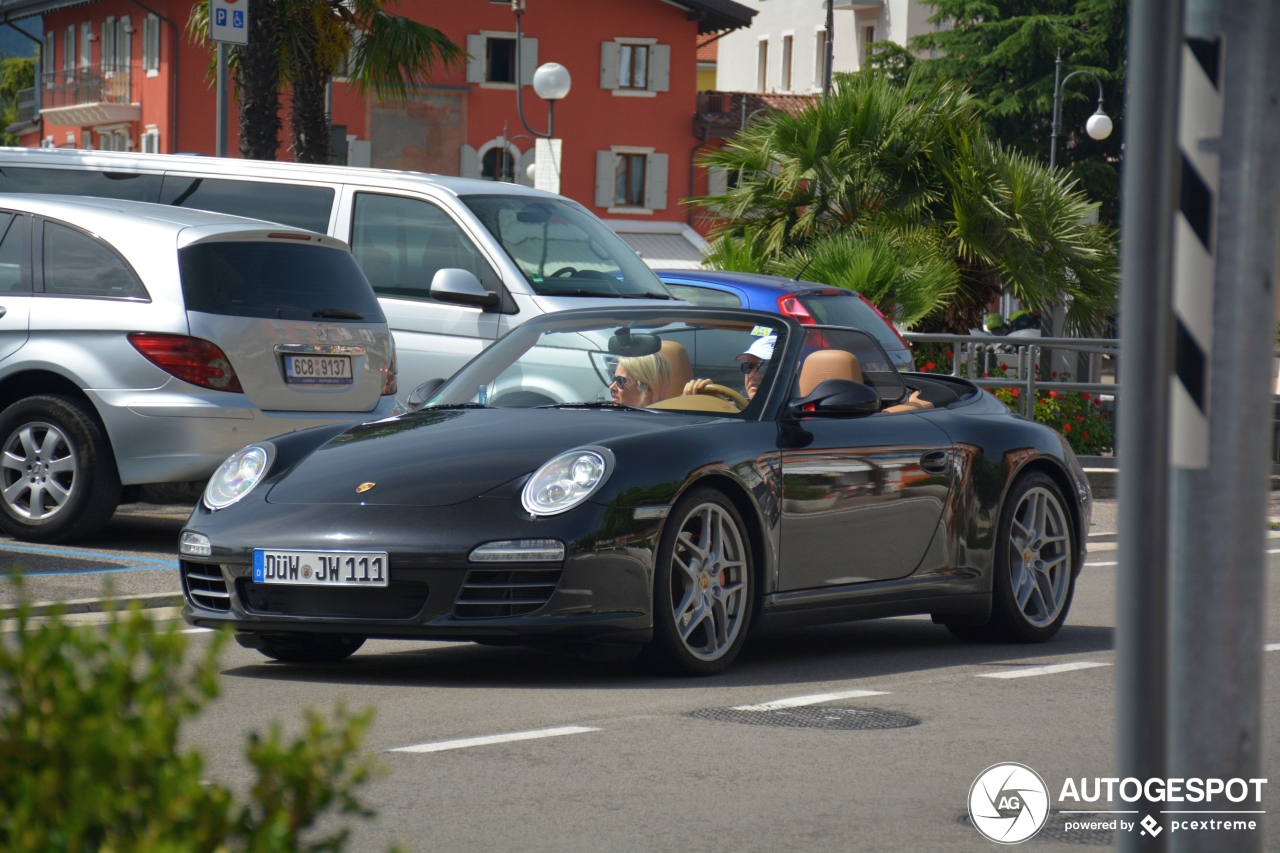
left=1077, top=415, right=1085, bottom=422
left=1048, top=390, right=1059, bottom=399
left=1081, top=393, right=1091, bottom=401
left=946, top=350, right=953, bottom=358
left=1052, top=371, right=1058, bottom=378
left=982, top=372, right=990, bottom=378
left=1010, top=388, right=1020, bottom=397
left=1063, top=423, right=1072, bottom=433
left=923, top=361, right=936, bottom=372
left=1083, top=432, right=1090, bottom=439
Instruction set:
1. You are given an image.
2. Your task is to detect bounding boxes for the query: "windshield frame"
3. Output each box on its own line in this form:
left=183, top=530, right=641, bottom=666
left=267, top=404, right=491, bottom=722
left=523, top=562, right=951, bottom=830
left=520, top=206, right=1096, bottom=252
left=426, top=307, right=801, bottom=422
left=460, top=194, right=673, bottom=299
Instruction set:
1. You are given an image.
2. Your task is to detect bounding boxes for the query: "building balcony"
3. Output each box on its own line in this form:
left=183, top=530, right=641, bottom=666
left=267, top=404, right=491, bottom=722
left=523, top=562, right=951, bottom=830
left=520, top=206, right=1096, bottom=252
left=40, top=64, right=141, bottom=127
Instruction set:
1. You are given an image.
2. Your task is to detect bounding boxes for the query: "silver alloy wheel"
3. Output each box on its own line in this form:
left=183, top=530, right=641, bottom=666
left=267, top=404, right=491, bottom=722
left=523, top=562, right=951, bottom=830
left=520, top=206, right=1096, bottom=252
left=668, top=502, right=749, bottom=661
left=1008, top=485, right=1072, bottom=628
left=0, top=421, right=77, bottom=521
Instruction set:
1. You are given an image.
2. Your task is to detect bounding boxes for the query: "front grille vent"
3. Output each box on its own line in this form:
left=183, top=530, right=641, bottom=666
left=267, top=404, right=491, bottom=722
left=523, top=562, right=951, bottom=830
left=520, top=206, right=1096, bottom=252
left=182, top=562, right=230, bottom=612
left=453, top=569, right=561, bottom=619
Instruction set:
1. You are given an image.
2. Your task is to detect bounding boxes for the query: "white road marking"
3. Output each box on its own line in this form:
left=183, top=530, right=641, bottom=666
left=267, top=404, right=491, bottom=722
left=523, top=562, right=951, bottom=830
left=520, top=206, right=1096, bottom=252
left=389, top=725, right=600, bottom=754
left=1086, top=560, right=1117, bottom=567
left=179, top=628, right=213, bottom=634
left=731, top=689, right=889, bottom=712
left=978, top=661, right=1111, bottom=679
left=1087, top=542, right=1118, bottom=552
left=1265, top=643, right=1280, bottom=652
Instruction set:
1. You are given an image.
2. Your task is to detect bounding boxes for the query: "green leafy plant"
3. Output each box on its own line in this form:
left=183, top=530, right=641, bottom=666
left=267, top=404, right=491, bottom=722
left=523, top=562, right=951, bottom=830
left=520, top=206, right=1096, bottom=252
left=0, top=596, right=392, bottom=852
left=692, top=70, right=1118, bottom=335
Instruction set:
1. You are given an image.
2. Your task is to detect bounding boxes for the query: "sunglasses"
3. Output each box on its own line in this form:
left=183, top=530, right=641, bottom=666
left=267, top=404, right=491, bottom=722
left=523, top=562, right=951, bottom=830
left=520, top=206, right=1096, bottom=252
left=610, top=374, right=648, bottom=391
left=740, top=361, right=764, bottom=375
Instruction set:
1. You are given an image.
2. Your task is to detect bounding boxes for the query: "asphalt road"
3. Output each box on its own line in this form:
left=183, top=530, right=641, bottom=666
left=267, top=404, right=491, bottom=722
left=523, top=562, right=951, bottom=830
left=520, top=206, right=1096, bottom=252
left=5, top=500, right=1280, bottom=851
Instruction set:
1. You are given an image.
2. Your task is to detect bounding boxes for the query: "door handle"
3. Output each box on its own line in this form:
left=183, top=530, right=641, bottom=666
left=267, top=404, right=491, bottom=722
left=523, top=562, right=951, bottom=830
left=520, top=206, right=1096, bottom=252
left=919, top=449, right=950, bottom=475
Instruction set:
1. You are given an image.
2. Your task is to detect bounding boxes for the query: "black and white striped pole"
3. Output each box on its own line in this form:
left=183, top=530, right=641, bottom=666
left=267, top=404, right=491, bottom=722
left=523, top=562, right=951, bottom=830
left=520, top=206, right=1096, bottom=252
left=1167, top=0, right=1280, bottom=849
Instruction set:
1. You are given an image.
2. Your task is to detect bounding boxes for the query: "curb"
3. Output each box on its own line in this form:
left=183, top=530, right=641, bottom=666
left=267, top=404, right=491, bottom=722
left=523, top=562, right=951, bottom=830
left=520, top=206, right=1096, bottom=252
left=1083, top=468, right=1116, bottom=500
left=0, top=591, right=183, bottom=619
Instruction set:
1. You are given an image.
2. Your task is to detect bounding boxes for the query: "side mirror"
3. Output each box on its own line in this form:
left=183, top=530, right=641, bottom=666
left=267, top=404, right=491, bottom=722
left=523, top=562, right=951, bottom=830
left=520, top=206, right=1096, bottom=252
left=430, top=268, right=500, bottom=310
left=404, top=378, right=445, bottom=412
left=788, top=379, right=881, bottom=418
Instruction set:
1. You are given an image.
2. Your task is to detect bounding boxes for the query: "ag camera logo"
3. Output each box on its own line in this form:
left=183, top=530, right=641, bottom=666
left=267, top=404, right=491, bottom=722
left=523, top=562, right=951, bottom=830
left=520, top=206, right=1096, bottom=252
left=969, top=763, right=1050, bottom=844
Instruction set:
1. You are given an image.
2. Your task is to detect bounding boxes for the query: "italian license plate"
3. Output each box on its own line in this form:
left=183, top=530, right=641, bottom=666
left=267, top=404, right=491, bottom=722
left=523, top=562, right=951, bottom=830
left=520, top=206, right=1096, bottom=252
left=284, top=355, right=353, bottom=386
left=253, top=549, right=388, bottom=587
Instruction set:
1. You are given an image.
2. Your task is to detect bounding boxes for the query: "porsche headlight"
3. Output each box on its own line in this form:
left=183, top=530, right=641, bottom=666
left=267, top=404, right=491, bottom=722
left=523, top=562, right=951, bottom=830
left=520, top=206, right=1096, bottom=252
left=204, top=445, right=271, bottom=510
left=521, top=447, right=613, bottom=516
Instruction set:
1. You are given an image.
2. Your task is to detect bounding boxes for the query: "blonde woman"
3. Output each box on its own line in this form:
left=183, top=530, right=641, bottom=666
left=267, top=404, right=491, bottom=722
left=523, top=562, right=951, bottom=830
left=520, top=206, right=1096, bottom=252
left=609, top=353, right=671, bottom=407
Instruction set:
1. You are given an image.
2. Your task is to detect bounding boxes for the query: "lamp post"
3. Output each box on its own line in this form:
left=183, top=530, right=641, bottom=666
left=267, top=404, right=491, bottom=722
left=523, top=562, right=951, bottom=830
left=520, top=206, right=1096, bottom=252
left=1049, top=50, right=1113, bottom=169
left=511, top=1, right=570, bottom=194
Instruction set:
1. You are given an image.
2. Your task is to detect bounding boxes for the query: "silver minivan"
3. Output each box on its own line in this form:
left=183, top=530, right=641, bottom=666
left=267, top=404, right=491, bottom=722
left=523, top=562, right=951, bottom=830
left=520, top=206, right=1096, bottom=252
left=0, top=194, right=396, bottom=542
left=0, top=148, right=676, bottom=393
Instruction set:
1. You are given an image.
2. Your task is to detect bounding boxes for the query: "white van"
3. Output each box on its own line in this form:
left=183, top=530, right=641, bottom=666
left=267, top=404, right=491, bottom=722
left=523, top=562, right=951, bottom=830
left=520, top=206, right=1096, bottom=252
left=0, top=148, right=676, bottom=393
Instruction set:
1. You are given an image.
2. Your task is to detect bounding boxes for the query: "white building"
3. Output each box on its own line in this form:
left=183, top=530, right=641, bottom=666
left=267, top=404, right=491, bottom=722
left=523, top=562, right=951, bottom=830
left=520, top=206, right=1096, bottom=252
left=714, top=0, right=937, bottom=94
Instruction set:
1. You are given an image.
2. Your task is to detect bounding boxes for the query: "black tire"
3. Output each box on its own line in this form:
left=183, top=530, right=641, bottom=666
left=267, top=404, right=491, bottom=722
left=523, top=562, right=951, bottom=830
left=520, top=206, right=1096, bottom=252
left=948, top=471, right=1077, bottom=643
left=644, top=487, right=755, bottom=676
left=254, top=634, right=365, bottom=663
left=0, top=394, right=121, bottom=543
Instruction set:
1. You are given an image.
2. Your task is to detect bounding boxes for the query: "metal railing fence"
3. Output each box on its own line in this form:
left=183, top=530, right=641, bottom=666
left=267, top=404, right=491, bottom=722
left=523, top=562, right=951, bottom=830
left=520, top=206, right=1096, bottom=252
left=41, top=63, right=138, bottom=111
left=902, top=332, right=1120, bottom=418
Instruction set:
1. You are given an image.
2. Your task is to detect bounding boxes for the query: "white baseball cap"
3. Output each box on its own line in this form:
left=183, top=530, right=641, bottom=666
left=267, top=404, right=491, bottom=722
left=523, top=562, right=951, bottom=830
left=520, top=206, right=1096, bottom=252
left=736, top=334, right=777, bottom=362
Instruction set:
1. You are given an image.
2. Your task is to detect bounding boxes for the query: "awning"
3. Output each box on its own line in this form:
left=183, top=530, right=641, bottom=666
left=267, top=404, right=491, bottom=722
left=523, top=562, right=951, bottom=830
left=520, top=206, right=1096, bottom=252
left=608, top=221, right=709, bottom=270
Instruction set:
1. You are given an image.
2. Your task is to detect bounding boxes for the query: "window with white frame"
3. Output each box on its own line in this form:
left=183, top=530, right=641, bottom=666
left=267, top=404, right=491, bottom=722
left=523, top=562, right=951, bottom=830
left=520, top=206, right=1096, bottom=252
left=594, top=148, right=668, bottom=212
left=143, top=15, right=160, bottom=74
left=599, top=40, right=669, bottom=95
left=862, top=24, right=875, bottom=65
left=781, top=35, right=793, bottom=91
left=102, top=17, right=116, bottom=72
left=465, top=32, right=536, bottom=87
left=757, top=39, right=769, bottom=92
left=141, top=126, right=160, bottom=153
left=63, top=26, right=75, bottom=76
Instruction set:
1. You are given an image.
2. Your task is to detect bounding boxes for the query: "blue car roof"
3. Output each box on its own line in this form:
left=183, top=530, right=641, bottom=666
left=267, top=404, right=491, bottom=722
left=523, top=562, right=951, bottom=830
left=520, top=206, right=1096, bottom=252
left=654, top=268, right=859, bottom=297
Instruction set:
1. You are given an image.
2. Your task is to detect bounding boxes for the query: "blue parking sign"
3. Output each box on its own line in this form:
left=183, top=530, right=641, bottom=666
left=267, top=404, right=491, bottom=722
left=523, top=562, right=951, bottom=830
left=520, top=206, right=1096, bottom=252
left=215, top=8, right=226, bottom=25
left=210, top=0, right=249, bottom=45
left=232, top=10, right=244, bottom=27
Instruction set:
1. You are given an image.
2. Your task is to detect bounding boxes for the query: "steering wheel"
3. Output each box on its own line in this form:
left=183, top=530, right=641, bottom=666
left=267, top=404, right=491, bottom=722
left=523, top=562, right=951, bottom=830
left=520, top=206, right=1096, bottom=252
left=695, top=383, right=749, bottom=409
left=549, top=266, right=578, bottom=278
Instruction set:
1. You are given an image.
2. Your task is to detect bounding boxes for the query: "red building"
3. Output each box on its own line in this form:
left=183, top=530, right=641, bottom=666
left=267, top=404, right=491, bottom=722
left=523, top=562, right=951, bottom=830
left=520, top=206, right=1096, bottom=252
left=0, top=0, right=752, bottom=254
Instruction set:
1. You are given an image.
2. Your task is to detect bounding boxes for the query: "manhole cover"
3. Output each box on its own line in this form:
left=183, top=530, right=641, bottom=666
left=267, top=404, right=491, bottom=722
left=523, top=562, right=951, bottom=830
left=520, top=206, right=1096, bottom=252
left=958, top=813, right=1113, bottom=846
left=690, top=706, right=921, bottom=730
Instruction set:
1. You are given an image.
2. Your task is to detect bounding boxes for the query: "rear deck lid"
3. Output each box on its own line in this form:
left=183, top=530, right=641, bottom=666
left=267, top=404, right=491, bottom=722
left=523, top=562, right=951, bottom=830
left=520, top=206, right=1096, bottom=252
left=178, top=234, right=392, bottom=413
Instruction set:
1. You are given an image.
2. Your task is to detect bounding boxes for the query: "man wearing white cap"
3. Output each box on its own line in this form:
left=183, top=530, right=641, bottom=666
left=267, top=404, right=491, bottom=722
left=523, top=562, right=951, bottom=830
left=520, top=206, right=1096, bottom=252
left=683, top=334, right=776, bottom=404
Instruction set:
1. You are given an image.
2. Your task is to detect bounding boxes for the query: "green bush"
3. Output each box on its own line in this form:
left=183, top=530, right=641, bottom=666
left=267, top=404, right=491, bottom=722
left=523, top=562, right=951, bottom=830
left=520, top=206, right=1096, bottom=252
left=0, top=596, right=393, bottom=852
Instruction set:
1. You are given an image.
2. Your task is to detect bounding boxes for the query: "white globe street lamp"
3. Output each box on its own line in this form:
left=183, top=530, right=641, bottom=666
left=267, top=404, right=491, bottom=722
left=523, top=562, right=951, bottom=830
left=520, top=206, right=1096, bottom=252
left=1050, top=50, right=1112, bottom=168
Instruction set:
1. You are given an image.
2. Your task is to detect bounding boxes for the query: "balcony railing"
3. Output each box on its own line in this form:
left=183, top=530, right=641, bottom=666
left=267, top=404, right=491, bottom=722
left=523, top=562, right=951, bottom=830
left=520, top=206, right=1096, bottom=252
left=39, top=64, right=140, bottom=127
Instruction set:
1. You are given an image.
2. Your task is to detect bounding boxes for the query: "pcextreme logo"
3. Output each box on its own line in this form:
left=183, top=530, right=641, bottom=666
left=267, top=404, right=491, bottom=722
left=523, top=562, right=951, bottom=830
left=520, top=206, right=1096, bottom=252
left=969, top=763, right=1051, bottom=844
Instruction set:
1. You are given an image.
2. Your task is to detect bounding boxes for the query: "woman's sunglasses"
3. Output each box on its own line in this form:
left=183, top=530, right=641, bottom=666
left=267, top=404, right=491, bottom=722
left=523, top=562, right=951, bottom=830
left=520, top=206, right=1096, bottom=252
left=610, top=374, right=647, bottom=391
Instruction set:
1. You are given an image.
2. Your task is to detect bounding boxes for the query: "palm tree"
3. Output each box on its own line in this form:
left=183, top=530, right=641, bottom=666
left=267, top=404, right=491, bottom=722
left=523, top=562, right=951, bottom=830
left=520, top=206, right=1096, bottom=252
left=189, top=0, right=464, bottom=164
left=693, top=70, right=1118, bottom=334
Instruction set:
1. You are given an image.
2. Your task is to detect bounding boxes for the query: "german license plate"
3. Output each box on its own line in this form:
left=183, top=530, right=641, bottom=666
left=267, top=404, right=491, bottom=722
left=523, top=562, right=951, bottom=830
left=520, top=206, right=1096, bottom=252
left=253, top=549, right=388, bottom=587
left=284, top=355, right=352, bottom=386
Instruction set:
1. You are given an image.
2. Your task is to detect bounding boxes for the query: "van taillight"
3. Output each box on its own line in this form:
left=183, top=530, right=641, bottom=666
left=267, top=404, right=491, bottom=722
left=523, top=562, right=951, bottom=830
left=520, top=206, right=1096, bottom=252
left=128, top=333, right=243, bottom=393
left=776, top=294, right=815, bottom=324
left=382, top=351, right=397, bottom=396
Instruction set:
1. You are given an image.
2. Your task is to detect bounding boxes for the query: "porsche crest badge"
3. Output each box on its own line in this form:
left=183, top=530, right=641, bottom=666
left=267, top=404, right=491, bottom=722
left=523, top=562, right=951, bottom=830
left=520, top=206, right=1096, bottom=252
left=356, top=482, right=376, bottom=494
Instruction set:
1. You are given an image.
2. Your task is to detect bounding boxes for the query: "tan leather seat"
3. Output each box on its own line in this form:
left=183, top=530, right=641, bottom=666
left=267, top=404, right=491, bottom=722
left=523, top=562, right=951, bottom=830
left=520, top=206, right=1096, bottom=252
left=797, top=349, right=863, bottom=396
left=659, top=340, right=694, bottom=400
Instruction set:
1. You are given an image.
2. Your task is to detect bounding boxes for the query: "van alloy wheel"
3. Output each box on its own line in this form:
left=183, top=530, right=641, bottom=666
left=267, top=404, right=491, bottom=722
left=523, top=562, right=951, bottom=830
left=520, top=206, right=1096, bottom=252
left=1, top=421, right=78, bottom=520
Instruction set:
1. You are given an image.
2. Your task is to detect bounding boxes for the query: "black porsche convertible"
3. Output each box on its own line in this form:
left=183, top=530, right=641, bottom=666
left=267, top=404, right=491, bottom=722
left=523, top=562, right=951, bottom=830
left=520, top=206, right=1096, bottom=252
left=179, top=307, right=1091, bottom=675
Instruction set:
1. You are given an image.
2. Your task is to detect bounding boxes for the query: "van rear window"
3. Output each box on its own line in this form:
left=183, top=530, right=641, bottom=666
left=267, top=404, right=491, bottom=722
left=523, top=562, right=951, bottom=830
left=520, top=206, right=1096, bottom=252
left=0, top=167, right=162, bottom=201
left=178, top=242, right=385, bottom=323
left=159, top=177, right=334, bottom=233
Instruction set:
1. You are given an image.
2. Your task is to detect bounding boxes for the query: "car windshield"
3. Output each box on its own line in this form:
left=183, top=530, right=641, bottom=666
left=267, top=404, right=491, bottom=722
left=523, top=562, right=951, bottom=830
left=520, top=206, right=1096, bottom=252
left=462, top=195, right=672, bottom=298
left=426, top=311, right=789, bottom=420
